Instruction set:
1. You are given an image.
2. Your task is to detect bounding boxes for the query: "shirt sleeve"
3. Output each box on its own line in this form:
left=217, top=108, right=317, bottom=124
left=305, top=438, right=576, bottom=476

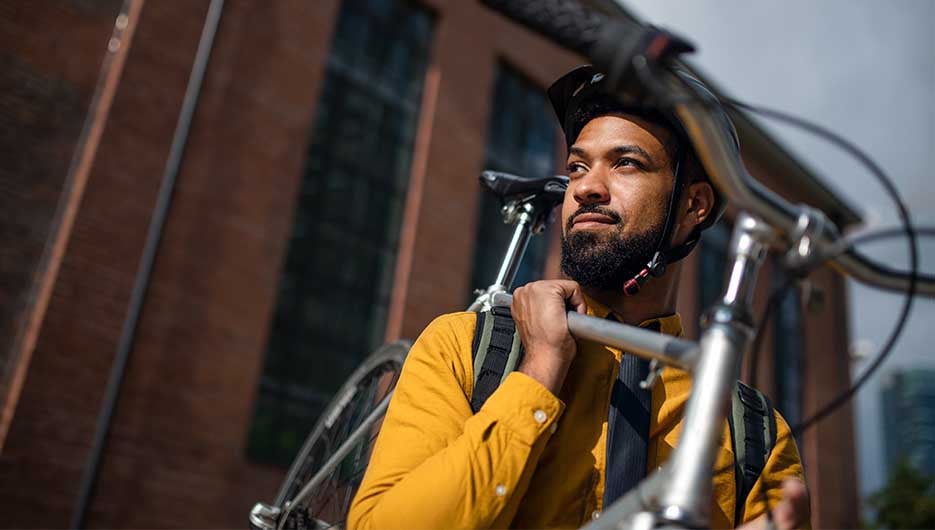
left=347, top=313, right=565, bottom=530
left=739, top=410, right=812, bottom=529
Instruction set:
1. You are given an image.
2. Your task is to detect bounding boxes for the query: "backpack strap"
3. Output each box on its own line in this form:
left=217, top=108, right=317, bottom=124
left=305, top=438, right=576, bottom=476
left=468, top=308, right=780, bottom=525
left=728, top=381, right=778, bottom=525
left=470, top=306, right=525, bottom=413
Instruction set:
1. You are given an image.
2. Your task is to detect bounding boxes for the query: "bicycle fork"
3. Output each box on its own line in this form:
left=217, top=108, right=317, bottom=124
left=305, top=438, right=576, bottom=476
left=588, top=212, right=777, bottom=530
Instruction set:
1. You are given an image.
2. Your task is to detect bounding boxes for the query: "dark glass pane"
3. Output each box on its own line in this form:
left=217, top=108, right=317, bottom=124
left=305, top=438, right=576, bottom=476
left=697, top=222, right=730, bottom=314
left=881, top=370, right=935, bottom=476
left=248, top=0, right=434, bottom=466
left=772, top=262, right=803, bottom=427
left=469, top=64, right=558, bottom=300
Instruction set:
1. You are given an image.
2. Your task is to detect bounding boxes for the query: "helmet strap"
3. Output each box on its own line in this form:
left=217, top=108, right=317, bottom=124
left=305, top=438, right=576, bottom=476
left=622, top=147, right=697, bottom=296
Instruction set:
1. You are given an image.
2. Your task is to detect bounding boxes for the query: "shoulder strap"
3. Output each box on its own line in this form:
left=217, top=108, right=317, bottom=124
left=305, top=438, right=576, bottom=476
left=469, top=306, right=525, bottom=413
left=728, top=381, right=778, bottom=525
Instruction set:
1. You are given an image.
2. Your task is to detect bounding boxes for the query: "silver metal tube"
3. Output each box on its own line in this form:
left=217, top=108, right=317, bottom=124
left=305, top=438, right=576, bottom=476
left=722, top=214, right=771, bottom=306
left=834, top=249, right=934, bottom=296
left=582, top=466, right=670, bottom=530
left=664, top=72, right=935, bottom=297
left=567, top=313, right=698, bottom=370
left=494, top=212, right=534, bottom=289
left=656, top=213, right=774, bottom=525
left=656, top=326, right=743, bottom=525
left=490, top=293, right=699, bottom=370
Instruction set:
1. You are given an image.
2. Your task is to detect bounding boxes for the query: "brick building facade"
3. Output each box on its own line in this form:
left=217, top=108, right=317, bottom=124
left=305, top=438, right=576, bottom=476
left=0, top=0, right=859, bottom=527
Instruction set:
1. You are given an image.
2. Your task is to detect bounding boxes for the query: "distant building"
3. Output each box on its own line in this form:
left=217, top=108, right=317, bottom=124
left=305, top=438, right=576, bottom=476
left=881, top=369, right=935, bottom=477
left=0, top=0, right=860, bottom=528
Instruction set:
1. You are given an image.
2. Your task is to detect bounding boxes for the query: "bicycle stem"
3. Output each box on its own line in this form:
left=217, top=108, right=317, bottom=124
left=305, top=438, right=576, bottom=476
left=655, top=213, right=775, bottom=527
left=495, top=213, right=775, bottom=528
left=576, top=213, right=774, bottom=529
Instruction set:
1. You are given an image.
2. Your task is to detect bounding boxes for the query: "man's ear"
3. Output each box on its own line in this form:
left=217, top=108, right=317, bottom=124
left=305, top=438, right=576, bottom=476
left=684, top=181, right=715, bottom=230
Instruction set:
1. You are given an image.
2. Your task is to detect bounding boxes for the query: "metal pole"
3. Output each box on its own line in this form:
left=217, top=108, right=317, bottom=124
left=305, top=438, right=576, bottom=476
left=655, top=213, right=775, bottom=527
left=490, top=293, right=699, bottom=371
left=466, top=205, right=536, bottom=313
left=493, top=209, right=535, bottom=289
left=70, top=1, right=225, bottom=527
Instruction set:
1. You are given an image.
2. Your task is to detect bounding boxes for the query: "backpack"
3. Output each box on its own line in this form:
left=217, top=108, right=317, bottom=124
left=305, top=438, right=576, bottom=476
left=469, top=306, right=777, bottom=524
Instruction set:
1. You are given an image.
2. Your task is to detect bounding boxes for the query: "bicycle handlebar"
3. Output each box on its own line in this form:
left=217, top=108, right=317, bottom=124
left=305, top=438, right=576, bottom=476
left=480, top=0, right=935, bottom=297
left=481, top=0, right=617, bottom=57
left=663, top=65, right=935, bottom=296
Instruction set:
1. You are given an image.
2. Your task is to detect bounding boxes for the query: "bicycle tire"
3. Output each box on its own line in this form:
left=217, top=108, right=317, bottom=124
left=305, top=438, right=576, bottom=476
left=265, top=340, right=411, bottom=530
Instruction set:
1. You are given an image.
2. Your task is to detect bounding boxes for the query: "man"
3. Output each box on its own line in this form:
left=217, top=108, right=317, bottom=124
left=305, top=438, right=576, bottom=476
left=347, top=66, right=808, bottom=529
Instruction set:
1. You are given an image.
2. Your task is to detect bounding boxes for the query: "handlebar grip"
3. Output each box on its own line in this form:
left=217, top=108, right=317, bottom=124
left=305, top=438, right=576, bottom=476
left=480, top=0, right=612, bottom=56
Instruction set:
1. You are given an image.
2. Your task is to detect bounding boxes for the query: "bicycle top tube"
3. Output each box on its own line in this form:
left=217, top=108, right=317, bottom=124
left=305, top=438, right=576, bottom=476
left=490, top=292, right=699, bottom=371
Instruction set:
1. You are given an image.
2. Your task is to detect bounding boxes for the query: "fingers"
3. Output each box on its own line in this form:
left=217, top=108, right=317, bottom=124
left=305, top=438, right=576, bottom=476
left=740, top=479, right=809, bottom=530
left=773, top=479, right=809, bottom=530
left=544, top=279, right=587, bottom=313
left=511, top=280, right=584, bottom=394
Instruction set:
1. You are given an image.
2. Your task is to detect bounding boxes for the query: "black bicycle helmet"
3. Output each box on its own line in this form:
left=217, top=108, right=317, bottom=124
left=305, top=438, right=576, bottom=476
left=548, top=64, right=739, bottom=294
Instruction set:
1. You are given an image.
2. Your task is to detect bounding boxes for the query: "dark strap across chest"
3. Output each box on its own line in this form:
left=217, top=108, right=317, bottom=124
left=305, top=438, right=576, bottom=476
left=466, top=309, right=777, bottom=524
left=603, top=319, right=658, bottom=507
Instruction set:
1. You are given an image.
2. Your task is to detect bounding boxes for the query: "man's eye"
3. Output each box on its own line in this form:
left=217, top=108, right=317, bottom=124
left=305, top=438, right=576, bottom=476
left=567, top=162, right=586, bottom=174
left=615, top=158, right=642, bottom=169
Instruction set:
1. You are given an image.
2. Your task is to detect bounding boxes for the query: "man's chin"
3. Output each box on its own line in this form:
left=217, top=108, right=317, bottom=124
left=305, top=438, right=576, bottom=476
left=560, top=230, right=656, bottom=291
left=565, top=227, right=612, bottom=245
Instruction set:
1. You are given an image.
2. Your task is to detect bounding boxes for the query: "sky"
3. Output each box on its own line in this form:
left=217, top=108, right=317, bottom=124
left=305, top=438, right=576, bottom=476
left=619, top=0, right=935, bottom=501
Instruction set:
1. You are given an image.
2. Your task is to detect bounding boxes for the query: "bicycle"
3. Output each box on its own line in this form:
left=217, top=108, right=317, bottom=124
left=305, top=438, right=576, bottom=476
left=251, top=1, right=935, bottom=528
left=249, top=170, right=567, bottom=530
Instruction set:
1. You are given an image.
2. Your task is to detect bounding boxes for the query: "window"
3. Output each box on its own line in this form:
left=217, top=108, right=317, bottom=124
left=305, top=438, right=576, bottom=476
left=468, top=64, right=559, bottom=298
left=772, top=262, right=803, bottom=427
left=697, top=222, right=731, bottom=314
left=882, top=370, right=935, bottom=476
left=247, top=0, right=434, bottom=466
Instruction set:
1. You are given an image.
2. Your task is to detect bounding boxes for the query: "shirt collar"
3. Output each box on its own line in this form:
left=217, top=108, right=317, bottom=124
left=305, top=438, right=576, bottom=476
left=584, top=294, right=683, bottom=337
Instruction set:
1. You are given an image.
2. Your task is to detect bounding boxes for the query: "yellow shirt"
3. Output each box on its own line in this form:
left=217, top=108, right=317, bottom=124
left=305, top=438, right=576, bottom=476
left=348, top=302, right=806, bottom=529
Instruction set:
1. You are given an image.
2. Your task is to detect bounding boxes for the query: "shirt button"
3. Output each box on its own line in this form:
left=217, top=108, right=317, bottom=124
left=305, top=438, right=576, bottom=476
left=533, top=409, right=548, bottom=424
left=592, top=510, right=601, bottom=520
left=495, top=484, right=507, bottom=497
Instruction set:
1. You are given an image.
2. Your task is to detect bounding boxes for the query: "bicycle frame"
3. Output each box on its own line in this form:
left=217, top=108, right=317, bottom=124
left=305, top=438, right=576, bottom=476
left=251, top=192, right=558, bottom=530
left=254, top=31, right=935, bottom=526
left=489, top=212, right=775, bottom=529
left=257, top=154, right=783, bottom=530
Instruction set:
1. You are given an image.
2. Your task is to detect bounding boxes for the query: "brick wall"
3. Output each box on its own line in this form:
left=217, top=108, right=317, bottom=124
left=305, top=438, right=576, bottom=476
left=0, top=0, right=122, bottom=438
left=0, top=0, right=856, bottom=527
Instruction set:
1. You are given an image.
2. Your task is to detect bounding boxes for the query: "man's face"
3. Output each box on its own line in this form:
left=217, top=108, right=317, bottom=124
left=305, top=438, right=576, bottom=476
left=560, top=113, right=677, bottom=290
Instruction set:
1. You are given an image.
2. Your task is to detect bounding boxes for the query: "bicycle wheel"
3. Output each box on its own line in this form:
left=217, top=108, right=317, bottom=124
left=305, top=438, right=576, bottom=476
left=251, top=340, right=410, bottom=530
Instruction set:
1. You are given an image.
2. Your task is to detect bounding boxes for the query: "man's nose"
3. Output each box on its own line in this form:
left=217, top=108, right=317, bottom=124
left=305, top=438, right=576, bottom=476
left=573, top=170, right=610, bottom=204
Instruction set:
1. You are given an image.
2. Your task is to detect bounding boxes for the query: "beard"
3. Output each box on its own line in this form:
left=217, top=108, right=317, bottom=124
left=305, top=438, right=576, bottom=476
left=560, top=205, right=664, bottom=291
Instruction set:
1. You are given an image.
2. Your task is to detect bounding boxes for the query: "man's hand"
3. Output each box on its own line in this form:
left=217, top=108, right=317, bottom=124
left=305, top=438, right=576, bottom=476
left=740, top=479, right=810, bottom=530
left=511, top=280, right=587, bottom=395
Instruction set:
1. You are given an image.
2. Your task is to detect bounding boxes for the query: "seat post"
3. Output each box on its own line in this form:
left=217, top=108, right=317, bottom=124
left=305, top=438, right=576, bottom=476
left=493, top=203, right=536, bottom=289
left=466, top=201, right=539, bottom=313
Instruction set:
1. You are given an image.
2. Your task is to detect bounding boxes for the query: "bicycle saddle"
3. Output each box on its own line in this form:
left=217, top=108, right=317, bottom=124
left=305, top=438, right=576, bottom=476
left=479, top=170, right=568, bottom=202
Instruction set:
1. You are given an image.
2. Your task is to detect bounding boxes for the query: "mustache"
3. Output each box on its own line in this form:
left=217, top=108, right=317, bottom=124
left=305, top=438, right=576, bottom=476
left=566, top=204, right=622, bottom=232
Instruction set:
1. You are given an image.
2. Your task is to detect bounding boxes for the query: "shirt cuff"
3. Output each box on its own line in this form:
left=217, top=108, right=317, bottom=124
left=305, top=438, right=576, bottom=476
left=479, top=371, right=566, bottom=446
